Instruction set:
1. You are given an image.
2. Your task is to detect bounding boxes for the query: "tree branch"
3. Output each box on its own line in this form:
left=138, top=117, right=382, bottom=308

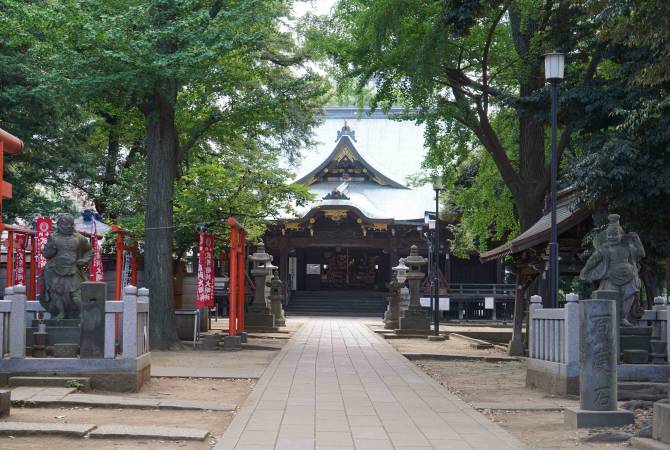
left=176, top=113, right=223, bottom=163
left=209, top=0, right=224, bottom=19
left=482, top=2, right=509, bottom=113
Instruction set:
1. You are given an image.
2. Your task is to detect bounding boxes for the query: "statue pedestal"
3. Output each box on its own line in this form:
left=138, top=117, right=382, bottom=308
left=396, top=306, right=429, bottom=335
left=246, top=303, right=276, bottom=331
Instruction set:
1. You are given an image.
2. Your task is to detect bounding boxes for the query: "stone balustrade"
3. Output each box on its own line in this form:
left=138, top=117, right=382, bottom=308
left=0, top=284, right=149, bottom=360
left=527, top=293, right=670, bottom=396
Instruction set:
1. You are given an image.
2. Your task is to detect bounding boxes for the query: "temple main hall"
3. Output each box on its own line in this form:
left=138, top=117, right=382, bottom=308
left=265, top=118, right=502, bottom=316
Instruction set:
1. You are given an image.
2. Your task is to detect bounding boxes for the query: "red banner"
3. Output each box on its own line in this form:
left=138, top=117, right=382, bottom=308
left=14, top=234, right=26, bottom=286
left=35, top=217, right=53, bottom=280
left=196, top=230, right=215, bottom=308
left=89, top=231, right=104, bottom=282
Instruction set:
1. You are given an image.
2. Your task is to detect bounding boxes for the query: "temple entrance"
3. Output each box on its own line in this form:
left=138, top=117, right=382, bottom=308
left=296, top=247, right=390, bottom=291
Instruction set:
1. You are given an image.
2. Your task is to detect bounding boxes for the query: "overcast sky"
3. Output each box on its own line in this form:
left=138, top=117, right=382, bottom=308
left=287, top=1, right=430, bottom=186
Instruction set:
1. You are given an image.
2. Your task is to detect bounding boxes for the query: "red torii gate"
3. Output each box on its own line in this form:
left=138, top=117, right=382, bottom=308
left=0, top=127, right=24, bottom=221
left=227, top=217, right=247, bottom=336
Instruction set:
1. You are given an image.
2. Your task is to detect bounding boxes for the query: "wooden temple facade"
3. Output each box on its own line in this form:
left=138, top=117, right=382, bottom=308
left=265, top=123, right=501, bottom=314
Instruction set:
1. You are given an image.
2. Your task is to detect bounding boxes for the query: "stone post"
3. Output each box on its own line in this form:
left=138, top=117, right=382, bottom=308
left=528, top=295, right=543, bottom=359
left=564, top=293, right=580, bottom=381
left=396, top=246, right=430, bottom=335
left=564, top=298, right=634, bottom=428
left=80, top=282, right=106, bottom=358
left=246, top=241, right=276, bottom=331
left=122, top=285, right=138, bottom=359
left=384, top=277, right=401, bottom=330
left=650, top=296, right=667, bottom=364
left=8, top=286, right=26, bottom=359
left=267, top=271, right=286, bottom=327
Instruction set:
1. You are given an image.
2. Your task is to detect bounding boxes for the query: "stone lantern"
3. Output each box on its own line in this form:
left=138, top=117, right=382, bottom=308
left=396, top=245, right=430, bottom=335
left=384, top=260, right=407, bottom=330
left=246, top=241, right=276, bottom=331
left=266, top=265, right=286, bottom=327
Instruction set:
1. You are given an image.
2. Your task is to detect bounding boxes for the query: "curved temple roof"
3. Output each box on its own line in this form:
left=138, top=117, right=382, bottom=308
left=283, top=123, right=434, bottom=223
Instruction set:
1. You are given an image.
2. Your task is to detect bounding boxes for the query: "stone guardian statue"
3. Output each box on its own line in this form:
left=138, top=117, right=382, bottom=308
left=39, top=214, right=93, bottom=319
left=580, top=214, right=645, bottom=326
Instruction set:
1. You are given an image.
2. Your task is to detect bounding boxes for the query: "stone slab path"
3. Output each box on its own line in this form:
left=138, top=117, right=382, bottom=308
left=10, top=386, right=234, bottom=411
left=216, top=318, right=525, bottom=450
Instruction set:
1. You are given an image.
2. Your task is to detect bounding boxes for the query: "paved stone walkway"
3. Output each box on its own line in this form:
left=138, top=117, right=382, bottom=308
left=216, top=318, right=524, bottom=450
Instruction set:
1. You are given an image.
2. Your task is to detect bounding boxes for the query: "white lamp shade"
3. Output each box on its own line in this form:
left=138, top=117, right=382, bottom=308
left=544, top=52, right=565, bottom=80
left=432, top=176, right=443, bottom=191
left=428, top=219, right=436, bottom=230
left=393, top=260, right=409, bottom=283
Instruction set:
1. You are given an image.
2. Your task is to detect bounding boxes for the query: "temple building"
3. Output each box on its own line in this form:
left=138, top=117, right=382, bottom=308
left=265, top=113, right=503, bottom=316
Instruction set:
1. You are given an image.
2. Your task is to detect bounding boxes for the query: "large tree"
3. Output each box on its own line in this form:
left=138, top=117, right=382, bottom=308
left=309, top=0, right=599, bottom=231
left=309, top=0, right=603, bottom=353
left=5, top=0, right=327, bottom=348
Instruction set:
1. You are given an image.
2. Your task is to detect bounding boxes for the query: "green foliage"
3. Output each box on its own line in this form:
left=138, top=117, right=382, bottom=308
left=173, top=148, right=313, bottom=255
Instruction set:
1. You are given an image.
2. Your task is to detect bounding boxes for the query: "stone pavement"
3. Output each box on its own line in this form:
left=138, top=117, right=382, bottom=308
left=216, top=318, right=525, bottom=450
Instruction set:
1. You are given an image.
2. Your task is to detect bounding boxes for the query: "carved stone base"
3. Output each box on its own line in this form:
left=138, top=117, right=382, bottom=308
left=396, top=307, right=429, bottom=335
left=246, top=305, right=276, bottom=331
left=270, top=300, right=286, bottom=327
left=384, top=319, right=399, bottom=330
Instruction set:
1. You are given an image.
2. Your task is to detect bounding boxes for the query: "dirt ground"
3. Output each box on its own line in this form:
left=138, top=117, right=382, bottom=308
left=0, top=322, right=302, bottom=450
left=386, top=334, right=653, bottom=449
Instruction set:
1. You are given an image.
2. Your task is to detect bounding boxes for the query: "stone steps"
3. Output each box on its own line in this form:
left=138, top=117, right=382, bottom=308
left=619, top=382, right=668, bottom=401
left=287, top=292, right=388, bottom=316
left=8, top=376, right=91, bottom=391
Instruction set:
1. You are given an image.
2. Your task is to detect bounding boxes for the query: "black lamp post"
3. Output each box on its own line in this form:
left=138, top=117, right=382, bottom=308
left=544, top=52, right=565, bottom=308
left=432, top=176, right=443, bottom=336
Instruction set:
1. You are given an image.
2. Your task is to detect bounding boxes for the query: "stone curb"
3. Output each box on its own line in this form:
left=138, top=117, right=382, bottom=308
left=402, top=352, right=519, bottom=363
left=14, top=394, right=235, bottom=411
left=89, top=424, right=209, bottom=441
left=0, top=422, right=96, bottom=437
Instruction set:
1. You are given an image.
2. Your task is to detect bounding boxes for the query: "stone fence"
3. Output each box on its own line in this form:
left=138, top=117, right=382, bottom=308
left=0, top=284, right=149, bottom=360
left=526, top=294, right=669, bottom=396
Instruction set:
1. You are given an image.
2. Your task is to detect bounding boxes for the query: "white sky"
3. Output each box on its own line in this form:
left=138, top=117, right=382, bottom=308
left=294, top=116, right=429, bottom=186
left=292, top=0, right=338, bottom=17
left=288, top=0, right=430, bottom=186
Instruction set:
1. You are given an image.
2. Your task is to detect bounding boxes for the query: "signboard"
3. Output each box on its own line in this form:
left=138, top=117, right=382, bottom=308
left=89, top=233, right=104, bottom=282
left=196, top=230, right=215, bottom=308
left=288, top=256, right=297, bottom=290
left=14, top=234, right=26, bottom=286
left=306, top=264, right=321, bottom=275
left=35, top=217, right=53, bottom=294
left=420, top=297, right=450, bottom=311
left=485, top=297, right=495, bottom=310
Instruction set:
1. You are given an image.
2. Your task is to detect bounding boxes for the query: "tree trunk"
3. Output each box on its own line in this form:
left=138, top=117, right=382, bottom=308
left=95, top=115, right=120, bottom=217
left=508, top=273, right=527, bottom=356
left=142, top=91, right=180, bottom=349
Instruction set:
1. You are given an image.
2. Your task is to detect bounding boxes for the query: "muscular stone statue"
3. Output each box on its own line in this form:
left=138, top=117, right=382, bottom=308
left=580, top=214, right=645, bottom=326
left=39, top=214, right=93, bottom=319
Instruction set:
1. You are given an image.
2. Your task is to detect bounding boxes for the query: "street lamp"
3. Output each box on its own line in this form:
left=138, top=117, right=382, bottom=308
left=432, top=176, right=443, bottom=336
left=544, top=52, right=565, bottom=308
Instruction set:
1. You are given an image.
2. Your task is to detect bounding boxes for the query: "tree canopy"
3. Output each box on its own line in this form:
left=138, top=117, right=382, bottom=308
left=1, top=0, right=328, bottom=348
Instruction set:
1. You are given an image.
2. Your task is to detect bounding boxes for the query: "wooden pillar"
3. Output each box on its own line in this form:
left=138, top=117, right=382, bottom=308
left=229, top=227, right=238, bottom=336
left=6, top=230, right=13, bottom=288
left=237, top=231, right=245, bottom=332
left=131, top=243, right=138, bottom=286
left=279, top=244, right=289, bottom=285
left=29, top=234, right=36, bottom=299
